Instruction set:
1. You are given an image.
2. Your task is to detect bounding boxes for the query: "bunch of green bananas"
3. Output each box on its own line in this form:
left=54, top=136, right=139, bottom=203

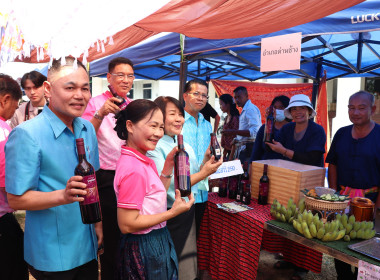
left=270, top=197, right=305, bottom=224
left=335, top=214, right=376, bottom=242
left=291, top=212, right=376, bottom=242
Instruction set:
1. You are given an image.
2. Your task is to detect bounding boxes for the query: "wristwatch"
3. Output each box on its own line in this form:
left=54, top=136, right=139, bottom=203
left=94, top=110, right=104, bottom=121
left=160, top=172, right=173, bottom=178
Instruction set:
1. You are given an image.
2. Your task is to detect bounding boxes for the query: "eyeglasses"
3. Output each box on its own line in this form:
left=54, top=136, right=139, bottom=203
left=110, top=73, right=135, bottom=81
left=187, top=91, right=209, bottom=100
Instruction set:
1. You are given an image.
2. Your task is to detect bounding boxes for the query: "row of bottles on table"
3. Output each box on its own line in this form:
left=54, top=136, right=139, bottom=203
left=218, top=161, right=251, bottom=205
left=218, top=162, right=269, bottom=206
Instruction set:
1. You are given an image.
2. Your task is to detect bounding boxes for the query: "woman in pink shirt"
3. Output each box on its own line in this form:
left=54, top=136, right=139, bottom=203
left=114, top=99, right=195, bottom=280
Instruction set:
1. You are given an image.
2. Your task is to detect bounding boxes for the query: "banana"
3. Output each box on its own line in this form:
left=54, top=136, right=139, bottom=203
left=348, top=215, right=356, bottom=225
left=363, top=229, right=372, bottom=239
left=298, top=198, right=305, bottom=213
left=306, top=211, right=313, bottom=226
left=324, top=222, right=331, bottom=232
left=353, top=222, right=361, bottom=232
left=287, top=198, right=294, bottom=209
left=335, top=213, right=342, bottom=222
left=345, top=223, right=353, bottom=234
left=280, top=205, right=287, bottom=216
left=344, top=235, right=350, bottom=242
left=280, top=214, right=287, bottom=223
left=302, top=222, right=313, bottom=239
left=329, top=221, right=337, bottom=233
left=341, top=214, right=348, bottom=227
left=288, top=216, right=294, bottom=224
left=349, top=230, right=357, bottom=240
left=338, top=221, right=345, bottom=231
left=335, top=229, right=346, bottom=241
left=296, top=221, right=304, bottom=235
left=322, top=232, right=333, bottom=242
left=357, top=229, right=364, bottom=239
left=368, top=230, right=376, bottom=239
left=285, top=209, right=292, bottom=222
left=312, top=213, right=319, bottom=225
left=360, top=221, right=367, bottom=231
left=330, top=230, right=339, bottom=241
left=317, top=227, right=325, bottom=239
left=367, top=221, right=374, bottom=230
left=309, top=223, right=317, bottom=238
left=276, top=212, right=282, bottom=221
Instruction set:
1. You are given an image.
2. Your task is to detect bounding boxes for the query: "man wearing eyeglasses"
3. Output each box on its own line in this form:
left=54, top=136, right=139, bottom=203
left=82, top=57, right=134, bottom=280
left=182, top=79, right=213, bottom=238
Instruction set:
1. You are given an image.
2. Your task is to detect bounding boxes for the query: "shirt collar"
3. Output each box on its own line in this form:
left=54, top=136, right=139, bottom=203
left=242, top=99, right=252, bottom=111
left=42, top=105, right=87, bottom=138
left=162, top=134, right=176, bottom=143
left=121, top=146, right=156, bottom=166
left=184, top=111, right=204, bottom=122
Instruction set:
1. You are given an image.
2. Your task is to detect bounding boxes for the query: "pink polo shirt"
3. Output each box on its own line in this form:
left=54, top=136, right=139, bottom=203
left=0, top=118, right=13, bottom=217
left=114, top=146, right=167, bottom=234
left=82, top=91, right=132, bottom=170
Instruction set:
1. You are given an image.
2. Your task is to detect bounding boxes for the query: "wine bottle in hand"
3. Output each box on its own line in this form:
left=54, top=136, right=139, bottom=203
left=174, top=135, right=191, bottom=197
left=74, top=138, right=102, bottom=224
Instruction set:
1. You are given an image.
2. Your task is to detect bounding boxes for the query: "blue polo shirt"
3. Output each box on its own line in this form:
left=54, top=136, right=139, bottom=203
left=326, top=124, right=380, bottom=190
left=278, top=120, right=326, bottom=167
left=5, top=105, right=100, bottom=272
left=182, top=111, right=212, bottom=203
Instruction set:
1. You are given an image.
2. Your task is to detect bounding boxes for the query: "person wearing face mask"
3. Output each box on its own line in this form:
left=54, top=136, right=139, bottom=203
left=267, top=94, right=326, bottom=168
left=250, top=95, right=290, bottom=161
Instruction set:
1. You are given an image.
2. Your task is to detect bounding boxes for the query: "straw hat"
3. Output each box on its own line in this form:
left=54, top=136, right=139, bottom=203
left=284, top=94, right=316, bottom=119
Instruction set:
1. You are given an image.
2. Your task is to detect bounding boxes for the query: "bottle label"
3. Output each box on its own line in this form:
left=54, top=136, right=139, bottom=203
left=82, top=174, right=100, bottom=205
left=242, top=196, right=246, bottom=202
left=177, top=155, right=190, bottom=176
left=259, top=182, right=269, bottom=196
left=215, top=148, right=221, bottom=156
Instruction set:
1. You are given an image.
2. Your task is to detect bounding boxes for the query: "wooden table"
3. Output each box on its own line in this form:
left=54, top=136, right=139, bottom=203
left=265, top=221, right=358, bottom=266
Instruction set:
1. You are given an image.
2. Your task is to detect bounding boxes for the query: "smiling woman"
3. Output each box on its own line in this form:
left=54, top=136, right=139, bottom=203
left=113, top=99, right=195, bottom=280
left=266, top=94, right=326, bottom=167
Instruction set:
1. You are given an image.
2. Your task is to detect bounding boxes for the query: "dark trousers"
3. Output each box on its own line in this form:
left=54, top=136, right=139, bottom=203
left=29, top=259, right=98, bottom=280
left=195, top=202, right=206, bottom=239
left=96, top=169, right=120, bottom=280
left=0, top=212, right=28, bottom=280
left=334, top=259, right=358, bottom=280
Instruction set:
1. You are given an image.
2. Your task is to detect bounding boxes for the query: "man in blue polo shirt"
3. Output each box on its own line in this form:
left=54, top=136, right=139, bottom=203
left=182, top=79, right=212, bottom=237
left=5, top=57, right=102, bottom=280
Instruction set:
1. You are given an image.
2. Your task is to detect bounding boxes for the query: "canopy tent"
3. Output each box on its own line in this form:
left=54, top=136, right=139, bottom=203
left=3, top=0, right=362, bottom=66
left=89, top=0, right=380, bottom=82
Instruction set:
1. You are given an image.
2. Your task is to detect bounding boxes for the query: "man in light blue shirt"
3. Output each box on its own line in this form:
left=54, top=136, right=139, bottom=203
left=182, top=79, right=212, bottom=236
left=223, top=86, right=261, bottom=163
left=5, top=57, right=102, bottom=279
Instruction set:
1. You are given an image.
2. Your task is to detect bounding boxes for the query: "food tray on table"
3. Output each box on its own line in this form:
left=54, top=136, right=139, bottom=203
left=348, top=237, right=380, bottom=261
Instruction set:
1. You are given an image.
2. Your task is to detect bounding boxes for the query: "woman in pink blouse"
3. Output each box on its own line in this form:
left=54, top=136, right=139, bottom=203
left=113, top=99, right=194, bottom=280
left=219, top=94, right=240, bottom=160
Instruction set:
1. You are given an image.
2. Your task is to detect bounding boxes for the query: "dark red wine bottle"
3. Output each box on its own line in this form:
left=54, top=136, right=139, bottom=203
left=237, top=162, right=249, bottom=202
left=210, top=133, right=222, bottom=161
left=258, top=164, right=269, bottom=205
left=174, top=135, right=191, bottom=197
left=264, top=105, right=275, bottom=143
left=228, top=175, right=239, bottom=199
left=241, top=162, right=251, bottom=205
left=108, top=85, right=128, bottom=111
left=218, top=177, right=228, bottom=197
left=74, top=138, right=102, bottom=224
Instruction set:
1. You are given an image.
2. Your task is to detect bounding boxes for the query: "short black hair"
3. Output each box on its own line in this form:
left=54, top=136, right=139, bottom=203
left=20, top=71, right=47, bottom=89
left=184, top=79, right=208, bottom=93
left=108, top=57, right=134, bottom=73
left=0, top=74, right=22, bottom=100
left=233, top=86, right=248, bottom=96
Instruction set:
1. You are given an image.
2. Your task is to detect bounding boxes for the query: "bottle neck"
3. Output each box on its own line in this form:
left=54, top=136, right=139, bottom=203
left=76, top=142, right=87, bottom=161
left=177, top=135, right=184, bottom=150
left=263, top=164, right=268, bottom=175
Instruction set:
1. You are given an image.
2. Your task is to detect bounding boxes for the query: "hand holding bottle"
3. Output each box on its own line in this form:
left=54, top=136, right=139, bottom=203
left=170, top=189, right=195, bottom=216
left=200, top=155, right=223, bottom=177
left=63, top=175, right=88, bottom=204
left=98, top=97, right=123, bottom=117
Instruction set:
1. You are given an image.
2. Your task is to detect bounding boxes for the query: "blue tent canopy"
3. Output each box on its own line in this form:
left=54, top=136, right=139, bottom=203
left=90, top=0, right=380, bottom=81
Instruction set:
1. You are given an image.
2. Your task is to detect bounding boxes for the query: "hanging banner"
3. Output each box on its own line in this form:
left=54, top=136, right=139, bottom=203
left=211, top=80, right=313, bottom=124
left=260, top=32, right=302, bottom=72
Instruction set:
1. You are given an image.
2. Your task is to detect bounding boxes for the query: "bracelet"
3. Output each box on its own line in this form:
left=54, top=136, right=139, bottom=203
left=283, top=149, right=288, bottom=157
left=160, top=172, right=173, bottom=178
left=94, top=110, right=104, bottom=121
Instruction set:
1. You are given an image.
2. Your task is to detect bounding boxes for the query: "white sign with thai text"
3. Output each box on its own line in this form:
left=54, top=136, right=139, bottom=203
left=358, top=260, right=380, bottom=280
left=209, top=159, right=244, bottom=180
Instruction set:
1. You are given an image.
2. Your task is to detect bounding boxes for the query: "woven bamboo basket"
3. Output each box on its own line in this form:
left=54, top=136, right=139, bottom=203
left=304, top=195, right=349, bottom=222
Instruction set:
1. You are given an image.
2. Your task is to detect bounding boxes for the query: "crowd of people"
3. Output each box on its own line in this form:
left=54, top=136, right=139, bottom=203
left=0, top=55, right=379, bottom=280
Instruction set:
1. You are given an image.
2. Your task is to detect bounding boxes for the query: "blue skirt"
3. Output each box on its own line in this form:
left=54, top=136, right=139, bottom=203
left=116, top=227, right=178, bottom=280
